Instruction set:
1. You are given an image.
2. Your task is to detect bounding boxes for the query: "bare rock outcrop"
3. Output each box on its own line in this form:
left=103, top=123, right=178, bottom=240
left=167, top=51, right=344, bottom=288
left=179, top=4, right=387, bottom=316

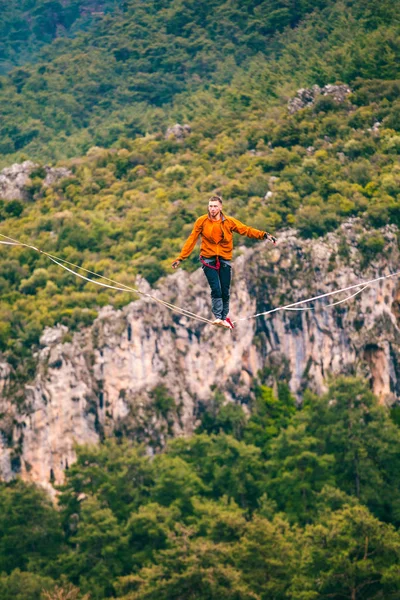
left=165, top=123, right=191, bottom=140
left=1, top=222, right=399, bottom=492
left=0, top=161, right=72, bottom=201
left=0, top=161, right=37, bottom=201
left=43, top=166, right=72, bottom=187
left=288, top=84, right=352, bottom=113
left=0, top=361, right=11, bottom=397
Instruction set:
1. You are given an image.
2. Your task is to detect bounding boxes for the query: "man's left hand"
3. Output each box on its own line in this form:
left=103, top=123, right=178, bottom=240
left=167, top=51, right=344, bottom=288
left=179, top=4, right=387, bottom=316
left=264, top=232, right=277, bottom=245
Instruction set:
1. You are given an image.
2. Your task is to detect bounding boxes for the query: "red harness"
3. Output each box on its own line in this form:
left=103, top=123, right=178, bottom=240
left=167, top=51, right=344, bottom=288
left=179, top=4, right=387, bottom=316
left=200, top=256, right=220, bottom=271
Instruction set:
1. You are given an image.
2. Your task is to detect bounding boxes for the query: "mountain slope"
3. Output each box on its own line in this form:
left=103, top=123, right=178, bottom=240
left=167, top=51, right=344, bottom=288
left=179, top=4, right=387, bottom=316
left=0, top=0, right=122, bottom=74
left=0, top=0, right=399, bottom=164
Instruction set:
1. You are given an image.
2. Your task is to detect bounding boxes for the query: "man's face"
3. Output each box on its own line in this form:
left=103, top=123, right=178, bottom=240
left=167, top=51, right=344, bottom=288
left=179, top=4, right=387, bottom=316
left=208, top=201, right=221, bottom=217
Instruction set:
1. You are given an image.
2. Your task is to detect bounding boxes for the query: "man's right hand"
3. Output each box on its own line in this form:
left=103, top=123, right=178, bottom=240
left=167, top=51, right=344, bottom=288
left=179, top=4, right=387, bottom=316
left=172, top=260, right=181, bottom=269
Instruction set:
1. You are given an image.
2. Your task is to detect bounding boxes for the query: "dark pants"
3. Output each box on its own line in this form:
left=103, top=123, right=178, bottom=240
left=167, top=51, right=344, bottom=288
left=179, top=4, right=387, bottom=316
left=202, top=260, right=232, bottom=320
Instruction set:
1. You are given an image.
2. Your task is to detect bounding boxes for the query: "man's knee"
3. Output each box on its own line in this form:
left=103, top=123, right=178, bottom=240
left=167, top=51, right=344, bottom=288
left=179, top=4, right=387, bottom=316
left=210, top=287, right=222, bottom=299
left=221, top=284, right=231, bottom=302
left=205, top=275, right=222, bottom=298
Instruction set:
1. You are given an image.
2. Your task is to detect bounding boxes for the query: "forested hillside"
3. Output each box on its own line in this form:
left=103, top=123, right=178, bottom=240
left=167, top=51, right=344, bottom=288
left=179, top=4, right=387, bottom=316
left=0, top=0, right=399, bottom=163
left=0, top=0, right=122, bottom=74
left=2, top=378, right=400, bottom=599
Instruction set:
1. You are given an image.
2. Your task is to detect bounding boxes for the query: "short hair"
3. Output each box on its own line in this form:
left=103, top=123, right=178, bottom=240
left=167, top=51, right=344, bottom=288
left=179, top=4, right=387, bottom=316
left=208, top=195, right=222, bottom=204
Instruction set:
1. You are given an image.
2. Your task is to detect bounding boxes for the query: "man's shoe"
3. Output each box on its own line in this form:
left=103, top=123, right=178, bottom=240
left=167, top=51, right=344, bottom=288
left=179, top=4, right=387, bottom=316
left=212, top=319, right=224, bottom=327
left=225, top=317, right=235, bottom=330
left=222, top=319, right=233, bottom=330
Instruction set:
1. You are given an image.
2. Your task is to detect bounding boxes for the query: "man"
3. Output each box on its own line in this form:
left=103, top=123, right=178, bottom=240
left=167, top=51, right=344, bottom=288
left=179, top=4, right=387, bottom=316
left=172, top=195, right=277, bottom=329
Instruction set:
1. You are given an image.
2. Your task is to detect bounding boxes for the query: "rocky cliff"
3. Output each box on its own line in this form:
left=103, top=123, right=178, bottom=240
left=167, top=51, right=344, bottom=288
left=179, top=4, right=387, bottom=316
left=1, top=221, right=399, bottom=493
left=287, top=84, right=352, bottom=113
left=0, top=161, right=71, bottom=201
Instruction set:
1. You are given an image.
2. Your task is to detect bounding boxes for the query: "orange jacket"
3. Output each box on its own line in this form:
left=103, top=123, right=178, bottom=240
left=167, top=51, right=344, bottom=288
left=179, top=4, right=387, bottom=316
left=176, top=213, right=266, bottom=261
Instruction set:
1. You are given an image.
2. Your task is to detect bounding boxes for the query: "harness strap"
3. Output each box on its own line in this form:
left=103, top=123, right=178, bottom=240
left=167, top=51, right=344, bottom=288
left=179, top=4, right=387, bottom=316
left=200, top=255, right=220, bottom=271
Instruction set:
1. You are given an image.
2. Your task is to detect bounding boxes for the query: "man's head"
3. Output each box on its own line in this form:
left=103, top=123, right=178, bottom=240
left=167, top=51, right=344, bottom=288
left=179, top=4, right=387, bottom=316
left=208, top=195, right=222, bottom=218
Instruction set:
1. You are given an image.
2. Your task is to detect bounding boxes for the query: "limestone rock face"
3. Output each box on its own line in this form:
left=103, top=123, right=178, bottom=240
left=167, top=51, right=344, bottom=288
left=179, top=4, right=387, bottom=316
left=0, top=161, right=37, bottom=200
left=1, top=222, right=399, bottom=492
left=288, top=84, right=352, bottom=113
left=43, top=166, right=72, bottom=187
left=0, top=361, right=11, bottom=396
left=165, top=123, right=191, bottom=140
left=0, top=161, right=72, bottom=201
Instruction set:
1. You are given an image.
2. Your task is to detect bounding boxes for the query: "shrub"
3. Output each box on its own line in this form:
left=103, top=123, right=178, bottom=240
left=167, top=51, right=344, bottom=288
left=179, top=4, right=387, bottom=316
left=164, top=165, right=187, bottom=182
left=358, top=233, right=386, bottom=265
left=296, top=204, right=339, bottom=238
left=19, top=268, right=48, bottom=295
left=3, top=200, right=24, bottom=217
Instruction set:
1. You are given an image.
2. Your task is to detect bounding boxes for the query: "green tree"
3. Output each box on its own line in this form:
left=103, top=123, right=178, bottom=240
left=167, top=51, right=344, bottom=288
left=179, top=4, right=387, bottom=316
left=244, top=384, right=296, bottom=451
left=150, top=454, right=206, bottom=515
left=235, top=515, right=298, bottom=600
left=116, top=530, right=257, bottom=600
left=0, top=480, right=63, bottom=574
left=167, top=434, right=266, bottom=511
left=265, top=424, right=336, bottom=523
left=292, top=505, right=400, bottom=600
left=125, top=502, right=180, bottom=568
left=58, top=440, right=154, bottom=523
left=59, top=495, right=128, bottom=599
left=302, top=377, right=400, bottom=524
left=0, top=569, right=54, bottom=600
left=196, top=389, right=247, bottom=439
left=191, top=497, right=247, bottom=544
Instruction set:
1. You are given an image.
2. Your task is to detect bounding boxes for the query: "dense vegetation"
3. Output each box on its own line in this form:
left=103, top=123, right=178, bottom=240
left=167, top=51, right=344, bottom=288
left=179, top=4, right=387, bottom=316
left=0, top=0, right=122, bottom=75
left=0, top=0, right=330, bottom=160
left=1, top=377, right=400, bottom=599
left=0, top=0, right=400, bottom=163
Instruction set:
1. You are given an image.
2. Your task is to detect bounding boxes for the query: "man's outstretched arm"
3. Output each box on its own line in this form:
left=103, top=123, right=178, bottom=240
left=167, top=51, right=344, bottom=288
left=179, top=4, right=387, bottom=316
left=172, top=218, right=203, bottom=268
left=229, top=217, right=277, bottom=244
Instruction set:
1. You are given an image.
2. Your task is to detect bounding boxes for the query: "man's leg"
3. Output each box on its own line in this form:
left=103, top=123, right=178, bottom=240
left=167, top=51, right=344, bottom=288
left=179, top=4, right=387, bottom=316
left=220, top=263, right=232, bottom=320
left=202, top=266, right=223, bottom=319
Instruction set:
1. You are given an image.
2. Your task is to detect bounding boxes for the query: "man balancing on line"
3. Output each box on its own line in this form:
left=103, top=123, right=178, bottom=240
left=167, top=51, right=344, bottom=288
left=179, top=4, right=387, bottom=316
left=172, top=195, right=277, bottom=329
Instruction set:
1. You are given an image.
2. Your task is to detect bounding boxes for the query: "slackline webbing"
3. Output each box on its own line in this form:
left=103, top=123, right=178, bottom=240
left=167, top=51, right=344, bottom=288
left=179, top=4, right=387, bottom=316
left=0, top=233, right=213, bottom=325
left=1, top=232, right=400, bottom=327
